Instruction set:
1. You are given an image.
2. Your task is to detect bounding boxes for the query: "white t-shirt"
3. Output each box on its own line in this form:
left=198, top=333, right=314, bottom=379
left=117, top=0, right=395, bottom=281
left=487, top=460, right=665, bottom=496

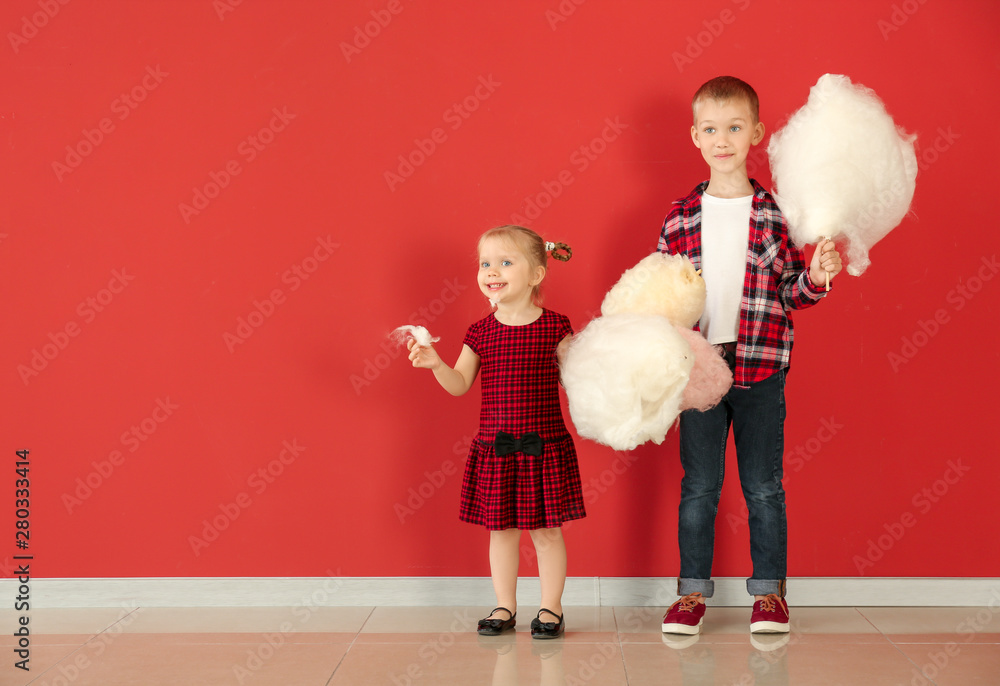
left=699, top=193, right=752, bottom=344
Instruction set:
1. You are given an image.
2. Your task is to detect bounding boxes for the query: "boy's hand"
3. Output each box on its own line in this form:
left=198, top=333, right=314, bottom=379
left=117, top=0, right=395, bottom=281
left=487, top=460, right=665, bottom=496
left=809, top=239, right=843, bottom=288
left=407, top=338, right=442, bottom=370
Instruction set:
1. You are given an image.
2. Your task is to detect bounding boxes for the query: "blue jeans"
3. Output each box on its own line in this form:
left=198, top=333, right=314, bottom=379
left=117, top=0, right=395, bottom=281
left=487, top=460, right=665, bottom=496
left=676, top=368, right=787, bottom=598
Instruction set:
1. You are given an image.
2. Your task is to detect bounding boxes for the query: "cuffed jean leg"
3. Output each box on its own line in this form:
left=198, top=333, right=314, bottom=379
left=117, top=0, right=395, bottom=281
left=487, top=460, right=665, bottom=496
left=677, top=398, right=731, bottom=598
left=731, top=369, right=787, bottom=597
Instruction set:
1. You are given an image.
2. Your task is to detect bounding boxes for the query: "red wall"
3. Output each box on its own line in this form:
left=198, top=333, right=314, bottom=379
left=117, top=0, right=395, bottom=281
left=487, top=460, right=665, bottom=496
left=3, top=0, right=997, bottom=580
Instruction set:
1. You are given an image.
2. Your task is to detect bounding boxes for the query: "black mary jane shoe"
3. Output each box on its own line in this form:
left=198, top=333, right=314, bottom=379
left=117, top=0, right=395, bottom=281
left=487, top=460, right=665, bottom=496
left=530, top=608, right=565, bottom=639
left=477, top=607, right=516, bottom=635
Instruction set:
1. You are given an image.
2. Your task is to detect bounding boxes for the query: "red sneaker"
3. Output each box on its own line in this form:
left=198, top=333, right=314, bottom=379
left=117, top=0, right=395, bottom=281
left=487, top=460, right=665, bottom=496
left=750, top=594, right=790, bottom=633
left=661, top=592, right=706, bottom=634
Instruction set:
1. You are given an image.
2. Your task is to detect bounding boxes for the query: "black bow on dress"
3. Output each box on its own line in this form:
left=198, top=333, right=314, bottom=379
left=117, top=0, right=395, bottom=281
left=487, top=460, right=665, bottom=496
left=494, top=431, right=543, bottom=457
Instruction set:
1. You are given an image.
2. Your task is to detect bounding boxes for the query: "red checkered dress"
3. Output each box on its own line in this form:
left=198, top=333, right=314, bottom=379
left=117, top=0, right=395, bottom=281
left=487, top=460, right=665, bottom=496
left=459, top=309, right=587, bottom=530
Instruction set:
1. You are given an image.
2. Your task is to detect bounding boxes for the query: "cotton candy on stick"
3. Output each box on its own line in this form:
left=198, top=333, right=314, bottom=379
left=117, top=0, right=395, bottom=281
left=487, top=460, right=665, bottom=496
left=767, top=74, right=917, bottom=287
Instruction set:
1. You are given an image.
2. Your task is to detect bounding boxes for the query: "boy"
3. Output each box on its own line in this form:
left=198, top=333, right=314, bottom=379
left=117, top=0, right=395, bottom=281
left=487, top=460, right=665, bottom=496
left=657, top=76, right=842, bottom=635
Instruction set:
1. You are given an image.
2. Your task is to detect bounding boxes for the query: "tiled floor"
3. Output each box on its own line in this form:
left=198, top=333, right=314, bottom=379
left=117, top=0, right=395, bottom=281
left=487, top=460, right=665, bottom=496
left=1, top=605, right=998, bottom=685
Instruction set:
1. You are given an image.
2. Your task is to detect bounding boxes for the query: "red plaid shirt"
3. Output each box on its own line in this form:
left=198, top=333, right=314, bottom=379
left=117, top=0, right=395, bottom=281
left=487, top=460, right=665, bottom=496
left=657, top=179, right=827, bottom=387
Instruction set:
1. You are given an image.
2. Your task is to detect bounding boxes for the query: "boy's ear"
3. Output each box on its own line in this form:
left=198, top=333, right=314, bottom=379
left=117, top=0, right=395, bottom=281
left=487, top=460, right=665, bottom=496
left=752, top=121, right=766, bottom=145
left=690, top=125, right=701, bottom=149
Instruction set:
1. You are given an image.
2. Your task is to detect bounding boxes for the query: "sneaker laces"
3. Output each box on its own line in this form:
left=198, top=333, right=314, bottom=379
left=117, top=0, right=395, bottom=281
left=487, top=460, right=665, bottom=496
left=759, top=594, right=780, bottom=612
left=675, top=592, right=704, bottom=613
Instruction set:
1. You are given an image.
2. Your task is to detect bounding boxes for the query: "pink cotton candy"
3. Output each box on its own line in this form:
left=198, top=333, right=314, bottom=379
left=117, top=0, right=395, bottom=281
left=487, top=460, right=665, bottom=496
left=676, top=327, right=732, bottom=412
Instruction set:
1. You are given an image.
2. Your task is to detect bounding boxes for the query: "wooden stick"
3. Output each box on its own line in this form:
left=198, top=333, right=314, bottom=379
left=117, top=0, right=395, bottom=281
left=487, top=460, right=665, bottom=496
left=823, top=236, right=832, bottom=292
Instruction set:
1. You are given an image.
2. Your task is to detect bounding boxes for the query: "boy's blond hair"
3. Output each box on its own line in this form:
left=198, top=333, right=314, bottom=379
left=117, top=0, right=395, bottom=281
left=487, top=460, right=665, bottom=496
left=692, top=75, right=759, bottom=123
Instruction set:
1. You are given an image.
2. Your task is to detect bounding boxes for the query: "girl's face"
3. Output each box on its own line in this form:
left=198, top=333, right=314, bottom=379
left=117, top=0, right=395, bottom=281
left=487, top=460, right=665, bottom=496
left=477, top=236, right=545, bottom=307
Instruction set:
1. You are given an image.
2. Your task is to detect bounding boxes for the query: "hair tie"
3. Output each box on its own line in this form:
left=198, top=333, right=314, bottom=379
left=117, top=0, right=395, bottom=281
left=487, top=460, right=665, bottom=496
left=547, top=241, right=573, bottom=262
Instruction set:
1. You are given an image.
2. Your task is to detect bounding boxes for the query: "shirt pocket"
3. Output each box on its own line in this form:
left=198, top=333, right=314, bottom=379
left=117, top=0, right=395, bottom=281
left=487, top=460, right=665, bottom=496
left=753, top=233, right=782, bottom=273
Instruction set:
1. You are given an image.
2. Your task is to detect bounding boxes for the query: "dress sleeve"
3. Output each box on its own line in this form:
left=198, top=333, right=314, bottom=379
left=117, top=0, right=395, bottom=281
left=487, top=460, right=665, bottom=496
left=463, top=319, right=481, bottom=355
left=558, top=313, right=573, bottom=339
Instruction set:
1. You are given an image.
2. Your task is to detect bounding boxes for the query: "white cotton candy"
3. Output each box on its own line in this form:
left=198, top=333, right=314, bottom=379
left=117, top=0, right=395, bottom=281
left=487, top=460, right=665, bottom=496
left=601, top=252, right=706, bottom=329
left=390, top=325, right=439, bottom=348
left=561, top=252, right=721, bottom=450
left=768, top=73, right=917, bottom=275
left=561, top=313, right=694, bottom=451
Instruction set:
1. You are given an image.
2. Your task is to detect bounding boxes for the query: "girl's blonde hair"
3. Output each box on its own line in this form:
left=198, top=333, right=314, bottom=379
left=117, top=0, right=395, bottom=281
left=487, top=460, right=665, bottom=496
left=477, top=225, right=572, bottom=304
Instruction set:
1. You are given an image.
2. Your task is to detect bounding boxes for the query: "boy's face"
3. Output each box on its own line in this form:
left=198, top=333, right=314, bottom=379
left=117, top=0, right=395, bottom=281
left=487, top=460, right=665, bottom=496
left=690, top=97, right=765, bottom=178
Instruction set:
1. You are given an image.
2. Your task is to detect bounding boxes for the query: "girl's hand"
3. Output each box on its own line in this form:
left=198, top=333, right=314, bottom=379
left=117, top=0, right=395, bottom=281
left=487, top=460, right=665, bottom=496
left=407, top=338, right=442, bottom=370
left=809, top=239, right=843, bottom=288
left=556, top=334, right=573, bottom=364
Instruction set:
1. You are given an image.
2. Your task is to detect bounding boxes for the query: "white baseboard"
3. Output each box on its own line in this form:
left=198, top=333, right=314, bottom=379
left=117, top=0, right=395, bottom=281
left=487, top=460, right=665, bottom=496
left=3, top=577, right=999, bottom=608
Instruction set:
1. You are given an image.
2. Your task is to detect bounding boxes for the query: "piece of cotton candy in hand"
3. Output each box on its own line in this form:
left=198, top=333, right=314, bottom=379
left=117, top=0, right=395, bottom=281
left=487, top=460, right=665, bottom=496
left=561, top=313, right=694, bottom=451
left=675, top=328, right=732, bottom=412
left=390, top=325, right=439, bottom=348
left=768, top=73, right=917, bottom=276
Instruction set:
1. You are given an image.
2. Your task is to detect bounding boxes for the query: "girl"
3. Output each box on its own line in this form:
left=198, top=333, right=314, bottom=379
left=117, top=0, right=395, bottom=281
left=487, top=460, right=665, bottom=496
left=407, top=225, right=586, bottom=639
